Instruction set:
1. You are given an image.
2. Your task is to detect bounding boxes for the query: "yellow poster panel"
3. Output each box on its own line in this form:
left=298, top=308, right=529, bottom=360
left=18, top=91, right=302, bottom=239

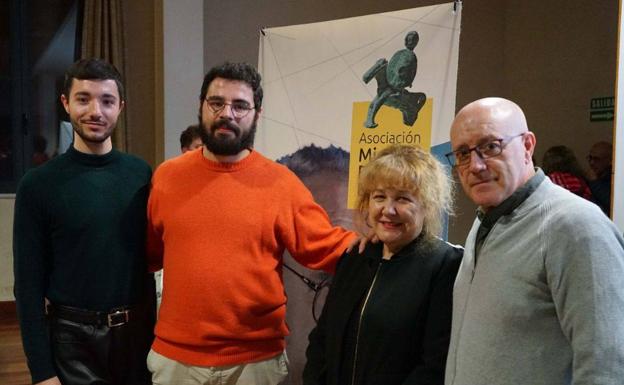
left=348, top=99, right=433, bottom=208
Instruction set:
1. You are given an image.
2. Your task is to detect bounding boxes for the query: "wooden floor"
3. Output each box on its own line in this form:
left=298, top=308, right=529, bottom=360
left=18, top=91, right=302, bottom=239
left=0, top=302, right=30, bottom=385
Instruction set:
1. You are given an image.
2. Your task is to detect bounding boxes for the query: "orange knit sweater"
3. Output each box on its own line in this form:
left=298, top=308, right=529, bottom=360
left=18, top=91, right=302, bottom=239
left=146, top=149, right=356, bottom=366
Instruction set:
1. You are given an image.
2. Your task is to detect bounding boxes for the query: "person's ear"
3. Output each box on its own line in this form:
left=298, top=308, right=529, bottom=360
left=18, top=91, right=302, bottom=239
left=523, top=131, right=537, bottom=164
left=61, top=94, right=70, bottom=113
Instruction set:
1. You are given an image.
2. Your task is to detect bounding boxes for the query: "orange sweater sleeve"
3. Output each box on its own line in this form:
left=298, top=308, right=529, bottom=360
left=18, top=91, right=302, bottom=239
left=276, top=174, right=356, bottom=273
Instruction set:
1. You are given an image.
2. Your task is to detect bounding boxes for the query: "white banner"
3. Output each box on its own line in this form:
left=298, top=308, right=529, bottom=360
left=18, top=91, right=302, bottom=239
left=258, top=4, right=461, bottom=385
left=258, top=3, right=461, bottom=207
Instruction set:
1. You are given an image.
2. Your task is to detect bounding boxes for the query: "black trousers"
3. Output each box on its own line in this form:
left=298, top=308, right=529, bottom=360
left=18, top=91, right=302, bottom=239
left=49, top=303, right=155, bottom=385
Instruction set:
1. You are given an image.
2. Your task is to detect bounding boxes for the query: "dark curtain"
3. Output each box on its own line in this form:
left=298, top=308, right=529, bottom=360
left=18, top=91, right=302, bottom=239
left=80, top=0, right=128, bottom=151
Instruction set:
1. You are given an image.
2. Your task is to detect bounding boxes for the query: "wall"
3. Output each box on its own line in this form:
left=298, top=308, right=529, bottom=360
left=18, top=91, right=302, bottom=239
left=202, top=0, right=618, bottom=244
left=504, top=1, right=616, bottom=164
left=123, top=0, right=160, bottom=167
left=162, top=0, right=204, bottom=160
left=0, top=199, right=14, bottom=300
left=204, top=0, right=445, bottom=71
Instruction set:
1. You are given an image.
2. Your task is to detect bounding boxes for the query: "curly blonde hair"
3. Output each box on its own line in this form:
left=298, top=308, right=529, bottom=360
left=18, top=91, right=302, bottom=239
left=356, top=144, right=454, bottom=239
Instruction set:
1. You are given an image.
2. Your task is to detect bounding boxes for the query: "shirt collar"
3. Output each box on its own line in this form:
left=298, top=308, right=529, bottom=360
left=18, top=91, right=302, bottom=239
left=476, top=168, right=545, bottom=226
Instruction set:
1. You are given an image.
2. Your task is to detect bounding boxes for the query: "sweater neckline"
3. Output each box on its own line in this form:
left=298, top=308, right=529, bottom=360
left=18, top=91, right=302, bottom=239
left=66, top=144, right=119, bottom=167
left=366, top=234, right=429, bottom=263
left=197, top=149, right=260, bottom=172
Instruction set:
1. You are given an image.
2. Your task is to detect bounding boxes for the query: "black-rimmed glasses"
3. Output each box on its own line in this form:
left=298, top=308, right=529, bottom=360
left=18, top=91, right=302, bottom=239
left=205, top=99, right=255, bottom=119
left=445, top=133, right=525, bottom=167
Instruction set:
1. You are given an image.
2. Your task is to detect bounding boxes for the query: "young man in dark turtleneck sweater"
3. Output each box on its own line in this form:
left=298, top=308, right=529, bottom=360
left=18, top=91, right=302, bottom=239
left=13, top=58, right=154, bottom=385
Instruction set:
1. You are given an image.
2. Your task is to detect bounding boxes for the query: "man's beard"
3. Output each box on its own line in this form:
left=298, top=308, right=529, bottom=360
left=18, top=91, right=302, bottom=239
left=200, top=117, right=257, bottom=156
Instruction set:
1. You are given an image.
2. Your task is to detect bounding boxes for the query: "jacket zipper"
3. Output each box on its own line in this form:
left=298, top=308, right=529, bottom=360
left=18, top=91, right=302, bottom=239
left=350, top=262, right=382, bottom=385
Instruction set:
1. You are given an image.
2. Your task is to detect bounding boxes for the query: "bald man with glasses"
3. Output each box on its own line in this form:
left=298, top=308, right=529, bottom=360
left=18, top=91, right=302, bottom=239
left=443, top=97, right=624, bottom=385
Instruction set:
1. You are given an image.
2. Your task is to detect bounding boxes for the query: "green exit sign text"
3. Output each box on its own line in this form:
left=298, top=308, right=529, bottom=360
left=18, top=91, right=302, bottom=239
left=590, top=96, right=614, bottom=122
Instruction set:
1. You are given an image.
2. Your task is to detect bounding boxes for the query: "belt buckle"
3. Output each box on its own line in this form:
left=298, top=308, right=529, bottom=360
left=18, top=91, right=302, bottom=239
left=107, top=309, right=129, bottom=327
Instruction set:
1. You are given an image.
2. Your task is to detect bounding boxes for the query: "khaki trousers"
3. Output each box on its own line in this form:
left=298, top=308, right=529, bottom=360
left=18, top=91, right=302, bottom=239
left=147, top=349, right=288, bottom=385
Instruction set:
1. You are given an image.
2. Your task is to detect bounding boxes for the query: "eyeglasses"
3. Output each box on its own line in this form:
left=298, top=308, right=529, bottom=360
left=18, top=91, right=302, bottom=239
left=205, top=99, right=255, bottom=118
left=445, top=133, right=525, bottom=167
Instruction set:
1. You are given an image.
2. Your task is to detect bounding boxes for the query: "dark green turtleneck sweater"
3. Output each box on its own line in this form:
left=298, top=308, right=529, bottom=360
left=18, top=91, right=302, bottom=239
left=13, top=145, right=152, bottom=383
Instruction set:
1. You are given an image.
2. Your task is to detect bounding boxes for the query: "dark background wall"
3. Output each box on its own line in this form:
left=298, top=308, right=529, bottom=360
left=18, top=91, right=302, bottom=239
left=203, top=0, right=618, bottom=243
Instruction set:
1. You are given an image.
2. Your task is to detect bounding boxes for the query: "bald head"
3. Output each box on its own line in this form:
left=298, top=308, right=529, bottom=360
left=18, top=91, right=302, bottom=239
left=452, top=97, right=528, bottom=138
left=450, top=97, right=536, bottom=211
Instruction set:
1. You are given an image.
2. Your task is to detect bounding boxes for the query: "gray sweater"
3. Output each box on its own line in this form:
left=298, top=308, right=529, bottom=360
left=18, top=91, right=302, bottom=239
left=445, top=177, right=624, bottom=385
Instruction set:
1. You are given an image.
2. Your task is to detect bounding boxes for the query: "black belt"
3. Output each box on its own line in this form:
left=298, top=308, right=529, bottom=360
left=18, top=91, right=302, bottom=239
left=48, top=304, right=134, bottom=327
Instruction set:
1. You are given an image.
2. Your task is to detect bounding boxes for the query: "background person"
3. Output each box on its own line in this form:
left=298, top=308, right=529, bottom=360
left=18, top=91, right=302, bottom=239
left=586, top=140, right=613, bottom=214
left=304, top=144, right=462, bottom=385
left=541, top=145, right=592, bottom=201
left=13, top=58, right=154, bottom=385
left=180, top=124, right=203, bottom=153
left=444, top=97, right=624, bottom=385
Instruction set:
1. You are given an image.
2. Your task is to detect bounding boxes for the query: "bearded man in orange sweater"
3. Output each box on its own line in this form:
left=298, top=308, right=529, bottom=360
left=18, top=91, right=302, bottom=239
left=146, top=62, right=356, bottom=384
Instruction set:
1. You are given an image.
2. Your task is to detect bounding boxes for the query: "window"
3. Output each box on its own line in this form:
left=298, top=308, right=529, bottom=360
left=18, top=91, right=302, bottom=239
left=1, top=0, right=78, bottom=193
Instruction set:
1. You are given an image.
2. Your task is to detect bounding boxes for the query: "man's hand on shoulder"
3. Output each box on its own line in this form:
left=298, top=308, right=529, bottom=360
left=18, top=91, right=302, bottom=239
left=346, top=231, right=379, bottom=254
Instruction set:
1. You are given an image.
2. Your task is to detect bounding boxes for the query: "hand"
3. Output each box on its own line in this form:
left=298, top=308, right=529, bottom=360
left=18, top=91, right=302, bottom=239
left=36, top=377, right=62, bottom=385
left=346, top=231, right=379, bottom=254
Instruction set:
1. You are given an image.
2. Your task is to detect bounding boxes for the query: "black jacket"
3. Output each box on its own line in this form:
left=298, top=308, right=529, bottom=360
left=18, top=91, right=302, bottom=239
left=303, top=237, right=462, bottom=385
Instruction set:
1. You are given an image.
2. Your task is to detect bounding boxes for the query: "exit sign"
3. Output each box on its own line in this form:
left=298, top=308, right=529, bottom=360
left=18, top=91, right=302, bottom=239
left=590, top=96, right=614, bottom=121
